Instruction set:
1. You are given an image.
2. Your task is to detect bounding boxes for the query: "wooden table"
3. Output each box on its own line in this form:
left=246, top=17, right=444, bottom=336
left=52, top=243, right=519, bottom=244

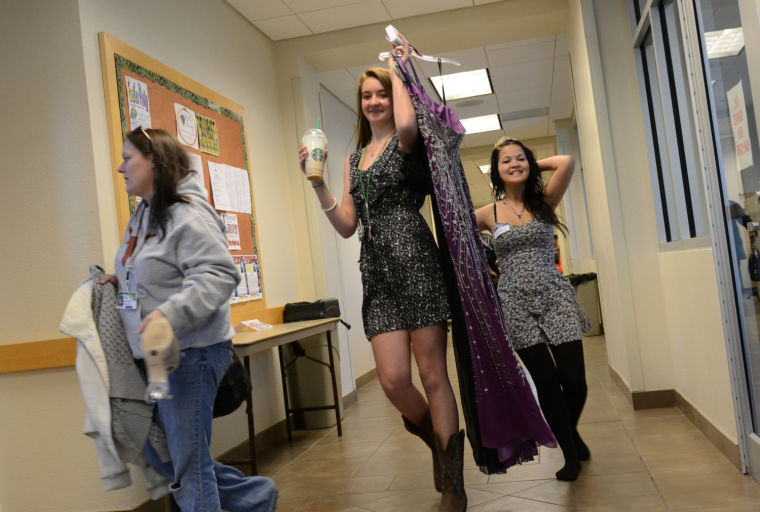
left=231, top=318, right=342, bottom=474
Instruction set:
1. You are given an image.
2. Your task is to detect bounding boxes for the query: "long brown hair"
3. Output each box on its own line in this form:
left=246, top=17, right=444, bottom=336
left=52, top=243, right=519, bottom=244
left=125, top=127, right=190, bottom=239
left=489, top=137, right=567, bottom=234
left=355, top=67, right=393, bottom=150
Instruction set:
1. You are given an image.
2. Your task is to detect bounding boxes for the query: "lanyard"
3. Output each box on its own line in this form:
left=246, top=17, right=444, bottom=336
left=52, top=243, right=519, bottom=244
left=121, top=204, right=149, bottom=289
left=357, top=131, right=395, bottom=241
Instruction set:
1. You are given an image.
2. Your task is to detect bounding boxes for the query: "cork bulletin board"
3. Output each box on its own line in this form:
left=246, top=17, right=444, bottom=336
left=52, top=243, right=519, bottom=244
left=99, top=32, right=269, bottom=318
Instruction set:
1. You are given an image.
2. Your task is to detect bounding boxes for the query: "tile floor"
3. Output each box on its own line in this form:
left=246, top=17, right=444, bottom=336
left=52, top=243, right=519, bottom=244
left=252, top=336, right=760, bottom=511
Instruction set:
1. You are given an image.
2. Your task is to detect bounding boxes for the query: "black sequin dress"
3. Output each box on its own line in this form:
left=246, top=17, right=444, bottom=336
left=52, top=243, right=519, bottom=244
left=349, top=136, right=449, bottom=339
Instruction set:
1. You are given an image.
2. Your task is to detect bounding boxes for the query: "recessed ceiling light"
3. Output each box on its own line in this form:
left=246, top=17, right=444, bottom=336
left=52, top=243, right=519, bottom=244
left=479, top=164, right=490, bottom=174
left=430, top=69, right=493, bottom=101
left=705, top=28, right=744, bottom=59
left=460, top=114, right=502, bottom=134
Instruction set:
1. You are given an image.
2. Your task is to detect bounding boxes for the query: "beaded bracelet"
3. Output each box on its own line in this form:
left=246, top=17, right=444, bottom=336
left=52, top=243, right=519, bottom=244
left=322, top=198, right=338, bottom=212
left=312, top=180, right=325, bottom=189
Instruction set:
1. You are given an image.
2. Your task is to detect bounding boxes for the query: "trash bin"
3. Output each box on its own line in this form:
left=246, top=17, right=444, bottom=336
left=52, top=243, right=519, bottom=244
left=282, top=333, right=344, bottom=429
left=568, top=273, right=603, bottom=336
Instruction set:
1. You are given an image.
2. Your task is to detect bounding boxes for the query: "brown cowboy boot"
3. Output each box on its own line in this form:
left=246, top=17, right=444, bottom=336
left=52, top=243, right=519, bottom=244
left=402, top=410, right=442, bottom=492
left=436, top=430, right=467, bottom=512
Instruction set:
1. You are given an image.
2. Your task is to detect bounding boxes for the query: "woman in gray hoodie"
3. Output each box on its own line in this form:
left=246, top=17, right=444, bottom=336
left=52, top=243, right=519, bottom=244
left=102, top=127, right=277, bottom=512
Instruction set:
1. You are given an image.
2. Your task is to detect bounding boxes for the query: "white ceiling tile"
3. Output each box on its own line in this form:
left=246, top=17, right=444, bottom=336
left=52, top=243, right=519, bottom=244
left=450, top=94, right=499, bottom=119
left=495, top=88, right=552, bottom=112
left=283, top=0, right=369, bottom=12
left=415, top=47, right=488, bottom=75
left=486, top=36, right=556, bottom=67
left=382, top=0, right=470, bottom=19
left=285, top=0, right=573, bottom=157
left=225, top=0, right=291, bottom=21
left=347, top=63, right=383, bottom=79
left=463, top=131, right=502, bottom=149
left=253, top=15, right=312, bottom=40
left=486, top=35, right=556, bottom=52
left=299, top=1, right=391, bottom=33
left=501, top=116, right=551, bottom=139
left=489, top=59, right=554, bottom=95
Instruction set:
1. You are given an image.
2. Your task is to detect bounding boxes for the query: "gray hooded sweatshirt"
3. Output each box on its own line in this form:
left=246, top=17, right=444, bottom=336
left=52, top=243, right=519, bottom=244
left=114, top=174, right=241, bottom=358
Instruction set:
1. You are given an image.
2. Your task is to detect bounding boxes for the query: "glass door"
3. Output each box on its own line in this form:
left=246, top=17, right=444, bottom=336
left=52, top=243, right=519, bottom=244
left=695, top=0, right=760, bottom=480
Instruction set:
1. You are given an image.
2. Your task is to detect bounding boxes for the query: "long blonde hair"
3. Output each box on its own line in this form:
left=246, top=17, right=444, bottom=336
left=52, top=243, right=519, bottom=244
left=355, top=67, right=393, bottom=149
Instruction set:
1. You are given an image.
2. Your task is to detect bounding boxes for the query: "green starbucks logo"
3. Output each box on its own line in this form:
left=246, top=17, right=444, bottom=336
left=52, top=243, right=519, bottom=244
left=311, top=148, right=324, bottom=162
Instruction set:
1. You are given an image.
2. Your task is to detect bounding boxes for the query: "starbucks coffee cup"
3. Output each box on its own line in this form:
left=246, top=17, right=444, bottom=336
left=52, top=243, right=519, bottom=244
left=301, top=128, right=327, bottom=182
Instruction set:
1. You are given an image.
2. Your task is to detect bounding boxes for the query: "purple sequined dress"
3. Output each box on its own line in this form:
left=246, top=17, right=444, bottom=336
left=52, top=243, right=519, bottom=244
left=397, top=59, right=557, bottom=473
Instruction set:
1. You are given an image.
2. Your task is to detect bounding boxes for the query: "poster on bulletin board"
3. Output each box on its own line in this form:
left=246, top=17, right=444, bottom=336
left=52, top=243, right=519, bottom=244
left=99, top=32, right=266, bottom=310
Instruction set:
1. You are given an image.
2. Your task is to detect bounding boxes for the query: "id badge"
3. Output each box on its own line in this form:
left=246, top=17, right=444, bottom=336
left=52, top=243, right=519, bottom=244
left=494, top=223, right=511, bottom=239
left=358, top=220, right=372, bottom=242
left=117, top=291, right=138, bottom=310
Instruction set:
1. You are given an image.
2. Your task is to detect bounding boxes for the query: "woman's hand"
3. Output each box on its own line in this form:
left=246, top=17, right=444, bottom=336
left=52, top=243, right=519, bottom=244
left=298, top=145, right=309, bottom=175
left=137, top=309, right=167, bottom=334
left=100, top=274, right=118, bottom=286
left=388, top=31, right=410, bottom=68
left=298, top=145, right=328, bottom=181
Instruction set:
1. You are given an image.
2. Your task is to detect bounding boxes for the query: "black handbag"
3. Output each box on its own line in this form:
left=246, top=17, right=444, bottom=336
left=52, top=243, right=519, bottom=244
left=283, top=299, right=350, bottom=331
left=283, top=298, right=340, bottom=323
left=213, top=352, right=251, bottom=418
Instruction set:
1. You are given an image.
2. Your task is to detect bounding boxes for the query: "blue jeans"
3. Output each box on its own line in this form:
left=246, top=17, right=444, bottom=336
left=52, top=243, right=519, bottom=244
left=145, top=341, right=278, bottom=512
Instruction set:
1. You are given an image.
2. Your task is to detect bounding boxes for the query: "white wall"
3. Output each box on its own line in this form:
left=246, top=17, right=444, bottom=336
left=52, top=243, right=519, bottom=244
left=317, top=86, right=373, bottom=382
left=568, top=0, right=738, bottom=441
left=0, top=1, right=123, bottom=510
left=79, top=0, right=302, bottom=445
left=0, top=0, right=300, bottom=510
left=590, top=0, right=675, bottom=392
left=0, top=0, right=103, bottom=345
left=554, top=118, right=597, bottom=275
left=659, top=248, right=738, bottom=439
left=568, top=0, right=643, bottom=390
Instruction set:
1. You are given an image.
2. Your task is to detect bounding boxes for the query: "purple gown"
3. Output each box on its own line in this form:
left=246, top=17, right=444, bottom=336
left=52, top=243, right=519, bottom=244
left=396, top=59, right=556, bottom=473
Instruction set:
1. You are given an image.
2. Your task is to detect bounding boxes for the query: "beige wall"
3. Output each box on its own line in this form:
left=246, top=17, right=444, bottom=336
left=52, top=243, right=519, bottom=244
left=0, top=0, right=749, bottom=509
left=569, top=0, right=642, bottom=390
left=591, top=0, right=676, bottom=392
left=0, top=0, right=103, bottom=345
left=569, top=0, right=738, bottom=441
left=659, top=248, right=737, bottom=438
left=1, top=0, right=299, bottom=509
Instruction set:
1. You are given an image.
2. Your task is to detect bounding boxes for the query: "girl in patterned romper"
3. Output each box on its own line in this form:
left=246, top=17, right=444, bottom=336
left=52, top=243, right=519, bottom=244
left=297, top=35, right=466, bottom=511
left=475, top=137, right=591, bottom=482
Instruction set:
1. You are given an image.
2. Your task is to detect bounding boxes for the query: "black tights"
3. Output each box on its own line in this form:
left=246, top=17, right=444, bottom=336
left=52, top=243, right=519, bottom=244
left=517, top=340, right=588, bottom=473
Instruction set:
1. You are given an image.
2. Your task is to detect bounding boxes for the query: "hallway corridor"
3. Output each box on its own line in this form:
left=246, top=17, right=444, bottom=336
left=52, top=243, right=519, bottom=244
left=253, top=336, right=760, bottom=511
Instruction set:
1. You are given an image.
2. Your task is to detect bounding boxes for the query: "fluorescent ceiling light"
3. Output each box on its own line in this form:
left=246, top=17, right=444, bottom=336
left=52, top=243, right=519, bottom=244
left=479, top=164, right=490, bottom=174
left=460, top=114, right=501, bottom=134
left=705, top=28, right=744, bottom=59
left=430, top=69, right=492, bottom=101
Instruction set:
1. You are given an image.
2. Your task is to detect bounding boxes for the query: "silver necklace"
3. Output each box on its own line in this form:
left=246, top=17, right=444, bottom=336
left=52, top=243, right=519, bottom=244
left=502, top=199, right=525, bottom=223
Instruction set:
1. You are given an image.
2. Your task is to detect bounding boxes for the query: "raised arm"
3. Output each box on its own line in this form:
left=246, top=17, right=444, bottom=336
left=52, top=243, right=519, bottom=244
left=298, top=147, right=358, bottom=238
left=388, top=34, right=418, bottom=153
left=539, top=155, right=575, bottom=210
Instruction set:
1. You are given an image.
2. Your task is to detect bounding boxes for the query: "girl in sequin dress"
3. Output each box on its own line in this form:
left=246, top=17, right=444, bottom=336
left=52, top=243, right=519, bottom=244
left=297, top=36, right=466, bottom=511
left=475, top=137, right=590, bottom=482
